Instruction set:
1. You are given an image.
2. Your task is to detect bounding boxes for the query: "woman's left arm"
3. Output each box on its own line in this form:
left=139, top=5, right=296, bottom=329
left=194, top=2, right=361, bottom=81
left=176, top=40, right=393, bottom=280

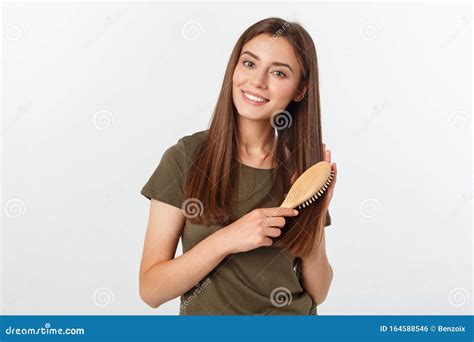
left=300, top=143, right=337, bottom=305
left=300, top=226, right=333, bottom=305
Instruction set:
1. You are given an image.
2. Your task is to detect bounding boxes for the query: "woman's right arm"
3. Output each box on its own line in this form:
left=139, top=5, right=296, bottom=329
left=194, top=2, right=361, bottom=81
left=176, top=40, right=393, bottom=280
left=139, top=200, right=298, bottom=308
left=139, top=199, right=230, bottom=308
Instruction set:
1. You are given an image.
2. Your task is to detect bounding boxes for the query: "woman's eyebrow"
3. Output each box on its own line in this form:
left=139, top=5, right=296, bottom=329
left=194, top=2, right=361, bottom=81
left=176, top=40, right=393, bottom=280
left=240, top=50, right=293, bottom=73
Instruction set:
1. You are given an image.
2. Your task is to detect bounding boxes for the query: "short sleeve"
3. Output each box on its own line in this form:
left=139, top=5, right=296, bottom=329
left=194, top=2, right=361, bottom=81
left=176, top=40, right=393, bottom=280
left=324, top=210, right=332, bottom=227
left=141, top=139, right=187, bottom=209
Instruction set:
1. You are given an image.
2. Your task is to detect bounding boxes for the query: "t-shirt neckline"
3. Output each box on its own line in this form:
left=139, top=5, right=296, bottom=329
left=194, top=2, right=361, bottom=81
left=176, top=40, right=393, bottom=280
left=238, top=161, right=277, bottom=172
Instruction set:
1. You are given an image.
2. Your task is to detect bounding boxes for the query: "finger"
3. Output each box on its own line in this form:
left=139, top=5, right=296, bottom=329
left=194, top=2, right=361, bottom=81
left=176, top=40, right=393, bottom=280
left=265, top=227, right=283, bottom=238
left=264, top=216, right=286, bottom=228
left=324, top=164, right=336, bottom=189
left=262, top=207, right=299, bottom=217
left=328, top=163, right=337, bottom=185
left=263, top=238, right=273, bottom=246
left=325, top=150, right=331, bottom=163
left=328, top=164, right=337, bottom=191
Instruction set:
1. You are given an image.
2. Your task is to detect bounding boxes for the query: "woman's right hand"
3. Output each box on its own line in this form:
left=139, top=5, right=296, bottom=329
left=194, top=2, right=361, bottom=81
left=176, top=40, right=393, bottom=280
left=218, top=207, right=299, bottom=254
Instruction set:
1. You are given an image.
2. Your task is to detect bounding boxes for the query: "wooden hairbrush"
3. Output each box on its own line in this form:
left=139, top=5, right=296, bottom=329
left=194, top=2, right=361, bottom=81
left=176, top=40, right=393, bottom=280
left=280, top=161, right=334, bottom=209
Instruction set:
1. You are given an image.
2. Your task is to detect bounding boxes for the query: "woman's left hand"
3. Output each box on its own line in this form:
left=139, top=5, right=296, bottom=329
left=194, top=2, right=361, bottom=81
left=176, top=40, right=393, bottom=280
left=322, top=143, right=337, bottom=210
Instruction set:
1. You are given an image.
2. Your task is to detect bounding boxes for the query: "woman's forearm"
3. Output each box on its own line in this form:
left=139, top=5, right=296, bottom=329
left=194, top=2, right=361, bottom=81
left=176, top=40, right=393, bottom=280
left=301, top=254, right=333, bottom=305
left=139, top=229, right=230, bottom=308
left=300, top=230, right=334, bottom=305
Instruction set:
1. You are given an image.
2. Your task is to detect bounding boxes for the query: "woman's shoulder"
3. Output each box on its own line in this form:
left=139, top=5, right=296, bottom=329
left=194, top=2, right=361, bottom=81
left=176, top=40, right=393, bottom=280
left=164, top=129, right=208, bottom=169
left=177, top=129, right=208, bottom=147
left=172, top=129, right=208, bottom=156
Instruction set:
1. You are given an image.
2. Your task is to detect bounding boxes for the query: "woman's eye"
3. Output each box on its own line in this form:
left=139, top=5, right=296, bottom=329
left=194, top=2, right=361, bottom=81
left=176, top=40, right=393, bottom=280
left=273, top=71, right=286, bottom=78
left=242, top=61, right=286, bottom=79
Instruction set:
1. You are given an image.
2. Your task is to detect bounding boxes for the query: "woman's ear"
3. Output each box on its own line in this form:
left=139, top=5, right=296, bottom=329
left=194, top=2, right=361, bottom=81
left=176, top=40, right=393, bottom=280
left=293, top=84, right=308, bottom=102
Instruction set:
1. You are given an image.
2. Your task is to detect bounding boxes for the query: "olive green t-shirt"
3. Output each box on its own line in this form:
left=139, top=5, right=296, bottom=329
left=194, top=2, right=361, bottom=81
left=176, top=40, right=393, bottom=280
left=141, top=130, right=331, bottom=315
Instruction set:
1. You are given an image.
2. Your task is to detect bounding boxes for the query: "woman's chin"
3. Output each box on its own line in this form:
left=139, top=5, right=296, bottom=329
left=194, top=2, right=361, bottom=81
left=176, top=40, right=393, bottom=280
left=236, top=111, right=271, bottom=122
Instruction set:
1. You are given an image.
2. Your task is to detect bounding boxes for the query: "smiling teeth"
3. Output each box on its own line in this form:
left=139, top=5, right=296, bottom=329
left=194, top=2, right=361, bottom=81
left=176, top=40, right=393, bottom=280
left=244, top=92, right=267, bottom=103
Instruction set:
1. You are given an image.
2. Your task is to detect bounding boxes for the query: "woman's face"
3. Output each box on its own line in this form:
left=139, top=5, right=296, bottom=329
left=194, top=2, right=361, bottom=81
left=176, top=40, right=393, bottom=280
left=232, top=33, right=306, bottom=121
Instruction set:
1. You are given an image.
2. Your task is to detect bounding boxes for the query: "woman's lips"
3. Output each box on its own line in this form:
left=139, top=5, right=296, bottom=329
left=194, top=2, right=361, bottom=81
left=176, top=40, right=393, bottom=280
left=241, top=90, right=269, bottom=106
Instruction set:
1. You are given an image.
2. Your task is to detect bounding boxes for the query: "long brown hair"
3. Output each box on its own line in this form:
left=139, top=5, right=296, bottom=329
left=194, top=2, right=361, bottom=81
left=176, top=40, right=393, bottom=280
left=184, top=17, right=328, bottom=258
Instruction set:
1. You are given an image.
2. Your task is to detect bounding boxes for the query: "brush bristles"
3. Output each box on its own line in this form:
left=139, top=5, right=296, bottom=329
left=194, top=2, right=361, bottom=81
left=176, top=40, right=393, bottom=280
left=297, top=171, right=335, bottom=210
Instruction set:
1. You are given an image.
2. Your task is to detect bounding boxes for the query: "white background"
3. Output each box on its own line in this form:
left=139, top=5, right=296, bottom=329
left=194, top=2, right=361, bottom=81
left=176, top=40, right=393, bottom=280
left=2, top=1, right=472, bottom=315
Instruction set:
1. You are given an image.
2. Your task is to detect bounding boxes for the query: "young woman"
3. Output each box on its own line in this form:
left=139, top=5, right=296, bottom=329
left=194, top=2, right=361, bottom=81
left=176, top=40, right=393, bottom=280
left=139, top=17, right=337, bottom=315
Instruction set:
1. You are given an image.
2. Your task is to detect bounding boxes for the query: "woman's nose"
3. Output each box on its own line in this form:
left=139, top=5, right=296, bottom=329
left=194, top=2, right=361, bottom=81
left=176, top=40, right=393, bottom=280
left=250, top=70, right=268, bottom=89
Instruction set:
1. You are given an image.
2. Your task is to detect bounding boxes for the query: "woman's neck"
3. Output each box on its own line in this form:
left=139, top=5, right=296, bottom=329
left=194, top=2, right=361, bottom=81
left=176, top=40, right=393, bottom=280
left=236, top=116, right=277, bottom=168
